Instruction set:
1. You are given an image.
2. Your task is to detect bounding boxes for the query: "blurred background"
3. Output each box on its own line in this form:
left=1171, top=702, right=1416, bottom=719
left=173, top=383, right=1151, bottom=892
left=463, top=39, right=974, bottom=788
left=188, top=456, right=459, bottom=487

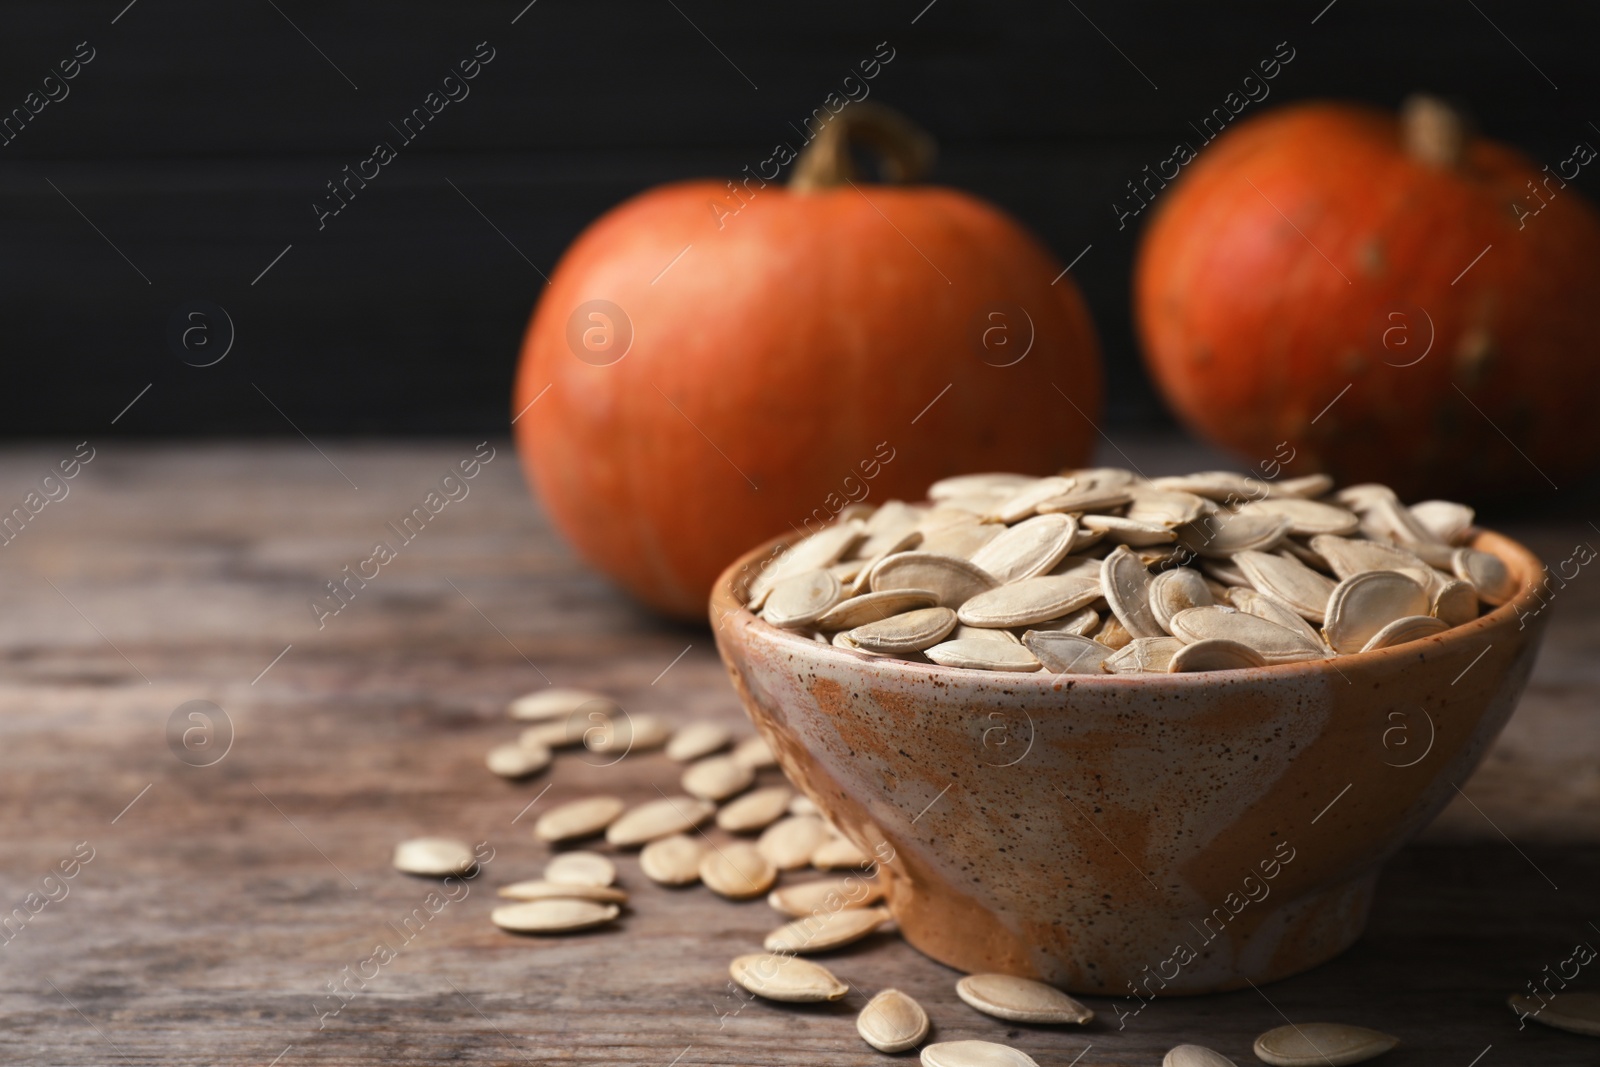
left=4, top=0, right=1597, bottom=438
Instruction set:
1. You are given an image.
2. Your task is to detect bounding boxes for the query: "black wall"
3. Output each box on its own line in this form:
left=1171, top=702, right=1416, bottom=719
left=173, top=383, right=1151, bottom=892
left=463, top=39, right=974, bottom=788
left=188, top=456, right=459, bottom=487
left=3, top=0, right=1596, bottom=436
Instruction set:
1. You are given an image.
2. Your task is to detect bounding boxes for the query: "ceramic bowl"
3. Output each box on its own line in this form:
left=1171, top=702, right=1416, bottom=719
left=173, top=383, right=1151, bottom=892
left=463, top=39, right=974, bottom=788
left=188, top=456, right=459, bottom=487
left=710, top=529, right=1549, bottom=996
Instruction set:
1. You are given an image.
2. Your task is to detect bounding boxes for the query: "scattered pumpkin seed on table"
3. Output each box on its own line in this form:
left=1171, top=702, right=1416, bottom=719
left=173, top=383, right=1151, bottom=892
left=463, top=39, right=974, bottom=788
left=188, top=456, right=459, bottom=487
left=1252, top=1022, right=1398, bottom=1066
left=534, top=795, right=625, bottom=843
left=392, top=837, right=477, bottom=877
left=542, top=850, right=615, bottom=887
left=728, top=953, right=848, bottom=1002
left=858, top=988, right=930, bottom=1053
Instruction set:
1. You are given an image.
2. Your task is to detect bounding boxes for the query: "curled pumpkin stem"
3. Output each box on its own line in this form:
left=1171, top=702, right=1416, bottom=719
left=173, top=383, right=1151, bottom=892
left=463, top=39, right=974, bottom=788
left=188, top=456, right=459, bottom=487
left=1401, top=94, right=1467, bottom=169
left=789, top=103, right=936, bottom=192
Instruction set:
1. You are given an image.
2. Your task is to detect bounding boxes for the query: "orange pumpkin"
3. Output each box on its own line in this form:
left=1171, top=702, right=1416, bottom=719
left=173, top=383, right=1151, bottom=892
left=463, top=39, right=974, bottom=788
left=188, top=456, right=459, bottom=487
left=513, top=106, right=1102, bottom=620
left=1135, top=96, right=1600, bottom=498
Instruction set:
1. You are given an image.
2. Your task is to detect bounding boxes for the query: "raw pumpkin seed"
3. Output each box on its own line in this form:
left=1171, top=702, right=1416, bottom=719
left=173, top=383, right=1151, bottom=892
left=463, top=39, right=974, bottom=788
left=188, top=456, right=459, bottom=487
left=1236, top=497, right=1359, bottom=536
left=955, top=973, right=1093, bottom=1024
left=1323, top=571, right=1430, bottom=654
left=1105, top=636, right=1184, bottom=674
left=812, top=834, right=874, bottom=870
left=788, top=794, right=820, bottom=816
left=1453, top=546, right=1516, bottom=605
left=715, top=785, right=794, bottom=833
left=1167, top=606, right=1326, bottom=663
left=751, top=520, right=865, bottom=604
left=763, top=568, right=844, bottom=628
left=1168, top=638, right=1268, bottom=672
left=816, top=589, right=939, bottom=630
left=918, top=520, right=1003, bottom=558
left=924, top=639, right=1043, bottom=672
left=1150, top=470, right=1269, bottom=500
left=664, top=720, right=731, bottom=762
left=1177, top=509, right=1292, bottom=557
left=1432, top=578, right=1480, bottom=627
left=1251, top=1022, right=1398, bottom=1066
left=1410, top=499, right=1474, bottom=543
left=850, top=607, right=959, bottom=654
left=1309, top=534, right=1430, bottom=581
left=1102, top=545, right=1164, bottom=638
left=700, top=841, right=777, bottom=899
left=1149, top=567, right=1214, bottom=633
left=920, top=1039, right=1041, bottom=1067
left=1359, top=614, right=1449, bottom=652
left=956, top=575, right=1101, bottom=628
left=1125, top=486, right=1207, bottom=526
left=729, top=953, right=848, bottom=1002
left=392, top=837, right=478, bottom=877
left=857, top=988, right=930, bottom=1053
left=1081, top=513, right=1177, bottom=546
left=681, top=754, right=755, bottom=802
left=1023, top=604, right=1099, bottom=634
left=1270, top=472, right=1334, bottom=497
left=521, top=717, right=593, bottom=750
left=1022, top=631, right=1111, bottom=673
left=768, top=875, right=885, bottom=917
left=758, top=815, right=831, bottom=870
left=988, top=476, right=1076, bottom=523
left=871, top=552, right=999, bottom=607
left=534, top=795, right=625, bottom=843
left=764, top=905, right=891, bottom=953
left=730, top=735, right=777, bottom=770
left=1095, top=614, right=1133, bottom=650
left=1233, top=550, right=1336, bottom=622
left=543, top=850, right=615, bottom=887
left=604, top=795, right=715, bottom=847
left=928, top=472, right=1039, bottom=500
left=486, top=740, right=551, bottom=779
left=1507, top=991, right=1600, bottom=1036
left=1035, top=485, right=1134, bottom=515
left=490, top=898, right=619, bottom=934
left=508, top=687, right=619, bottom=722
left=1164, top=1044, right=1239, bottom=1067
left=638, top=833, right=707, bottom=886
left=584, top=713, right=670, bottom=754
left=1228, top=589, right=1327, bottom=650
left=968, top=513, right=1077, bottom=583
left=954, top=623, right=1023, bottom=644
left=495, top=880, right=628, bottom=904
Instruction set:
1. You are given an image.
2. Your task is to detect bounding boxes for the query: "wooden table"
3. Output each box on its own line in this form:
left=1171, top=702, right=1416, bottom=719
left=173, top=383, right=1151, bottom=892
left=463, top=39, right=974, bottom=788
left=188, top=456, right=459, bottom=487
left=1, top=441, right=1595, bottom=1066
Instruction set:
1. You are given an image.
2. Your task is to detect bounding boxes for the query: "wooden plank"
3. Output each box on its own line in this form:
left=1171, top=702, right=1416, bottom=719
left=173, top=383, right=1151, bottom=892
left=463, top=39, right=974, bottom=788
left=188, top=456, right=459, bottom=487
left=0, top=442, right=1596, bottom=1064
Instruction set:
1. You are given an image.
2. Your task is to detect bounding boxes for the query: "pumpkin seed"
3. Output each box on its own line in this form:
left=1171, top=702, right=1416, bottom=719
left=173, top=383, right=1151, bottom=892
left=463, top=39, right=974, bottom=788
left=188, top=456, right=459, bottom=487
left=638, top=834, right=707, bottom=886
left=392, top=837, right=478, bottom=877
left=1202, top=557, right=1252, bottom=587
left=929, top=472, right=1039, bottom=500
left=1452, top=546, right=1516, bottom=605
left=871, top=552, right=999, bottom=607
left=1177, top=509, right=1292, bottom=557
left=858, top=988, right=930, bottom=1053
left=1022, top=631, right=1112, bottom=673
left=812, top=834, right=874, bottom=870
left=1167, top=606, right=1327, bottom=663
left=1063, top=465, right=1139, bottom=491
left=715, top=785, right=793, bottom=833
left=508, top=687, right=619, bottom=722
left=584, top=713, right=670, bottom=754
left=758, top=815, right=831, bottom=870
left=486, top=740, right=551, bottom=779
left=969, top=513, right=1077, bottom=582
left=1149, top=567, right=1214, bottom=633
left=920, top=1039, right=1041, bottom=1067
left=729, top=953, right=848, bottom=1002
left=763, top=568, right=844, bottom=628
left=957, top=575, right=1101, bottom=628
left=1081, top=513, right=1178, bottom=546
left=954, top=623, right=1023, bottom=644
left=1279, top=536, right=1331, bottom=572
left=1269, top=472, right=1334, bottom=498
left=1150, top=470, right=1270, bottom=501
left=1020, top=606, right=1099, bottom=635
left=700, top=841, right=777, bottom=899
left=1105, top=636, right=1185, bottom=673
left=1102, top=545, right=1165, bottom=638
left=1410, top=499, right=1474, bottom=544
left=988, top=476, right=1076, bottom=523
left=521, top=717, right=594, bottom=750
left=788, top=794, right=820, bottom=816
left=1164, top=1045, right=1239, bottom=1067
left=924, top=639, right=1044, bottom=672
left=955, top=973, right=1094, bottom=1024
left=765, top=904, right=892, bottom=953
left=490, top=898, right=619, bottom=934
left=543, top=850, right=615, bottom=887
left=534, top=795, right=625, bottom=843
left=731, top=735, right=777, bottom=770
left=605, top=795, right=715, bottom=847
left=768, top=875, right=885, bottom=917
left=1049, top=554, right=1105, bottom=580
left=1095, top=614, right=1133, bottom=650
left=1432, top=579, right=1479, bottom=627
left=918, top=520, right=1003, bottom=558
left=850, top=607, right=959, bottom=653
left=752, top=520, right=865, bottom=602
left=1508, top=991, right=1600, bottom=1036
left=1360, top=613, right=1449, bottom=652
left=1234, top=550, right=1336, bottom=622
left=1323, top=571, right=1430, bottom=653
left=1228, top=588, right=1328, bottom=650
left=1237, top=497, right=1359, bottom=536
left=816, top=589, right=939, bottom=630
left=856, top=501, right=926, bottom=556
left=496, top=880, right=628, bottom=904
left=664, top=720, right=731, bottom=762
left=1251, top=1022, right=1398, bottom=1066
left=1125, top=486, right=1207, bottom=526
left=681, top=754, right=755, bottom=802
left=1309, top=535, right=1430, bottom=581
left=1035, top=485, right=1135, bottom=515
left=1168, top=638, right=1268, bottom=672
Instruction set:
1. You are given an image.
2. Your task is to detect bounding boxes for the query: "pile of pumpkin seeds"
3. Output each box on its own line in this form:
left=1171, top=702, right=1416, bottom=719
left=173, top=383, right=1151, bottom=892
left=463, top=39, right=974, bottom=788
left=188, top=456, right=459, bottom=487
left=382, top=687, right=1567, bottom=1064
left=746, top=469, right=1515, bottom=673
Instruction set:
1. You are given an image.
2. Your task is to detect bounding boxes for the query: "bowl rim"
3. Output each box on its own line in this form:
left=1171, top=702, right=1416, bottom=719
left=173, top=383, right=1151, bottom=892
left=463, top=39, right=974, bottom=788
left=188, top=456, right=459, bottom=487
left=709, top=524, right=1549, bottom=685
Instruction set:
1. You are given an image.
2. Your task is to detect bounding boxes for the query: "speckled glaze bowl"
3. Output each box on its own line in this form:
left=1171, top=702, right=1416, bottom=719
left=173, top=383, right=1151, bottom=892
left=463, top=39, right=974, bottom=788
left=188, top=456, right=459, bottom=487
left=710, top=529, right=1549, bottom=996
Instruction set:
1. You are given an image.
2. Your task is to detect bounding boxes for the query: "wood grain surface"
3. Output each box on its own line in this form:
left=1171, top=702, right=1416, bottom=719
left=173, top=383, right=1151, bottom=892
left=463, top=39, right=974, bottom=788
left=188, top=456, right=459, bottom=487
left=0, top=440, right=1596, bottom=1065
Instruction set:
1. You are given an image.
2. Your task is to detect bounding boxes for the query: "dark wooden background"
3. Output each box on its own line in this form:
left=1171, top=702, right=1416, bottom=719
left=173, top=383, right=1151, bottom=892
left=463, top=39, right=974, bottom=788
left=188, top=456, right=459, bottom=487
left=4, top=0, right=1599, bottom=436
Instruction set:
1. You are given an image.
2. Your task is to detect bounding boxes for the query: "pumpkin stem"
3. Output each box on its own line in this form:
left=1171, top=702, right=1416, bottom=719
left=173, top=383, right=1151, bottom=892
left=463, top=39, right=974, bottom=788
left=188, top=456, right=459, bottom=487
left=1401, top=94, right=1467, bottom=168
left=788, top=103, right=936, bottom=192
